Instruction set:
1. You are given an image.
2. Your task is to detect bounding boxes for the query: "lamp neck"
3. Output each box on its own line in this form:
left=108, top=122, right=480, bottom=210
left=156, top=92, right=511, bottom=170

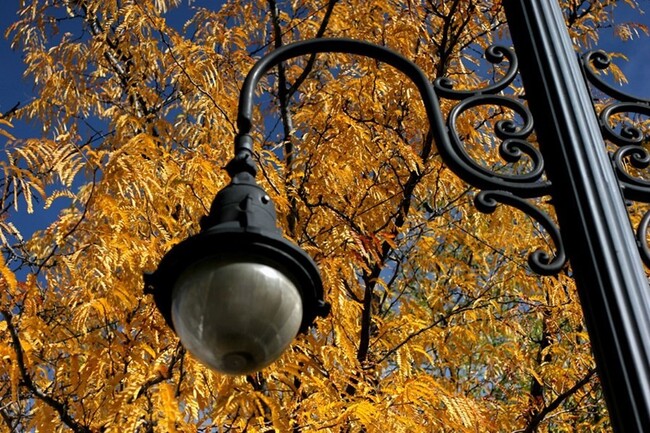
left=226, top=134, right=257, bottom=177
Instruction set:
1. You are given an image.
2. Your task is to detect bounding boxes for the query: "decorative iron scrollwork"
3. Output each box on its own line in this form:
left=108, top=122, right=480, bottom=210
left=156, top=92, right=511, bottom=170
left=581, top=50, right=649, bottom=154
left=434, top=45, right=519, bottom=99
left=446, top=94, right=549, bottom=192
left=434, top=44, right=551, bottom=195
left=599, top=102, right=650, bottom=147
left=474, top=190, right=567, bottom=275
left=436, top=45, right=561, bottom=275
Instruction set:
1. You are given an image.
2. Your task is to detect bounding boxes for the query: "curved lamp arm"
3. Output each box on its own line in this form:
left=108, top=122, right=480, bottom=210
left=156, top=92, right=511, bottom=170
left=230, top=38, right=545, bottom=197
left=235, top=39, right=440, bottom=145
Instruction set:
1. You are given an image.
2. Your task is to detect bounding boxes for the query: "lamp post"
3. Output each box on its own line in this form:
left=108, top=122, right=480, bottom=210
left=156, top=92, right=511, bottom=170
left=145, top=0, right=650, bottom=430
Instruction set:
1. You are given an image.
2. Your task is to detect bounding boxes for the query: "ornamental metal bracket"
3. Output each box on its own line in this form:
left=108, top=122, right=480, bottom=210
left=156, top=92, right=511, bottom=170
left=433, top=43, right=564, bottom=276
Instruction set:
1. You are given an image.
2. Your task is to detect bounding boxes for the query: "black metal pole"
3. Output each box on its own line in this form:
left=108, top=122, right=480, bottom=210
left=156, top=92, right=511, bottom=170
left=504, top=1, right=650, bottom=431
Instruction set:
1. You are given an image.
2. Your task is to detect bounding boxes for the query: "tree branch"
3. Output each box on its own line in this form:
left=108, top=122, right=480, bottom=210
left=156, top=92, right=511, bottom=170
left=129, top=343, right=185, bottom=403
left=268, top=0, right=299, bottom=236
left=522, top=368, right=597, bottom=433
left=0, top=102, right=20, bottom=119
left=1, top=309, right=92, bottom=433
left=285, top=0, right=339, bottom=97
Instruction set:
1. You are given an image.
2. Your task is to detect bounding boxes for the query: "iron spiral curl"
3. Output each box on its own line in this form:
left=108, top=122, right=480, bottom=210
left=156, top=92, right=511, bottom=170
left=613, top=146, right=650, bottom=203
left=446, top=94, right=550, bottom=195
left=581, top=50, right=649, bottom=104
left=474, top=190, right=567, bottom=275
left=600, top=102, right=650, bottom=147
left=434, top=45, right=519, bottom=99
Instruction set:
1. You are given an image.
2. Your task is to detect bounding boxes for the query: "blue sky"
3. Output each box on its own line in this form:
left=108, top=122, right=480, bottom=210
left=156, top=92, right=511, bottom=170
left=0, top=0, right=648, bottom=242
left=0, top=0, right=217, bottom=242
left=596, top=1, right=650, bottom=96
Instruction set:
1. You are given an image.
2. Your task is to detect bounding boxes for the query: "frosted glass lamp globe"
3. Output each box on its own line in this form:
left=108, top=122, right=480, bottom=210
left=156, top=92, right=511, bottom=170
left=171, top=258, right=303, bottom=375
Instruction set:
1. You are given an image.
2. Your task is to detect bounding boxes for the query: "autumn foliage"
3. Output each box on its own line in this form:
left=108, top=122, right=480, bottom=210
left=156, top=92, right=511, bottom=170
left=0, top=0, right=647, bottom=431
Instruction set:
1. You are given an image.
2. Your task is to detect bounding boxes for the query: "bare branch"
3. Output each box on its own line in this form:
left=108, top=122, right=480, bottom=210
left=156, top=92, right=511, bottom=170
left=1, top=309, right=92, bottom=433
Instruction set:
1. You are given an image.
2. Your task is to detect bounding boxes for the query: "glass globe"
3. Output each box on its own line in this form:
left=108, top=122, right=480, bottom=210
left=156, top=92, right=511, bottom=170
left=170, top=257, right=303, bottom=375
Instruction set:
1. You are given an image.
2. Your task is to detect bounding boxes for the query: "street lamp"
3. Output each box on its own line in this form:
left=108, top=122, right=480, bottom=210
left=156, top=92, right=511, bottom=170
left=144, top=40, right=550, bottom=376
left=143, top=151, right=330, bottom=375
left=145, top=1, right=650, bottom=431
left=144, top=38, right=453, bottom=376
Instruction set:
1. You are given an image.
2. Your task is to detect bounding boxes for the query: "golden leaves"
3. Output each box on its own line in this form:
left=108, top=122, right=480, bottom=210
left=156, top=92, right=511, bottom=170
left=158, top=382, right=181, bottom=432
left=614, top=21, right=649, bottom=41
left=441, top=394, right=486, bottom=430
left=1, top=151, right=45, bottom=214
left=0, top=255, right=17, bottom=292
left=0, top=118, right=15, bottom=141
left=339, top=400, right=379, bottom=428
left=0, top=0, right=636, bottom=431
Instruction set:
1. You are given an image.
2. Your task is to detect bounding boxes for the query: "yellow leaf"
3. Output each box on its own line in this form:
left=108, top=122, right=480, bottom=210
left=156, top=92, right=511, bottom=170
left=159, top=382, right=179, bottom=432
left=0, top=255, right=17, bottom=291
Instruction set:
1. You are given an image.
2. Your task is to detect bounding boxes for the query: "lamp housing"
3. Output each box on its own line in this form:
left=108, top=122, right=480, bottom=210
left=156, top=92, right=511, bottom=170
left=145, top=166, right=329, bottom=375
